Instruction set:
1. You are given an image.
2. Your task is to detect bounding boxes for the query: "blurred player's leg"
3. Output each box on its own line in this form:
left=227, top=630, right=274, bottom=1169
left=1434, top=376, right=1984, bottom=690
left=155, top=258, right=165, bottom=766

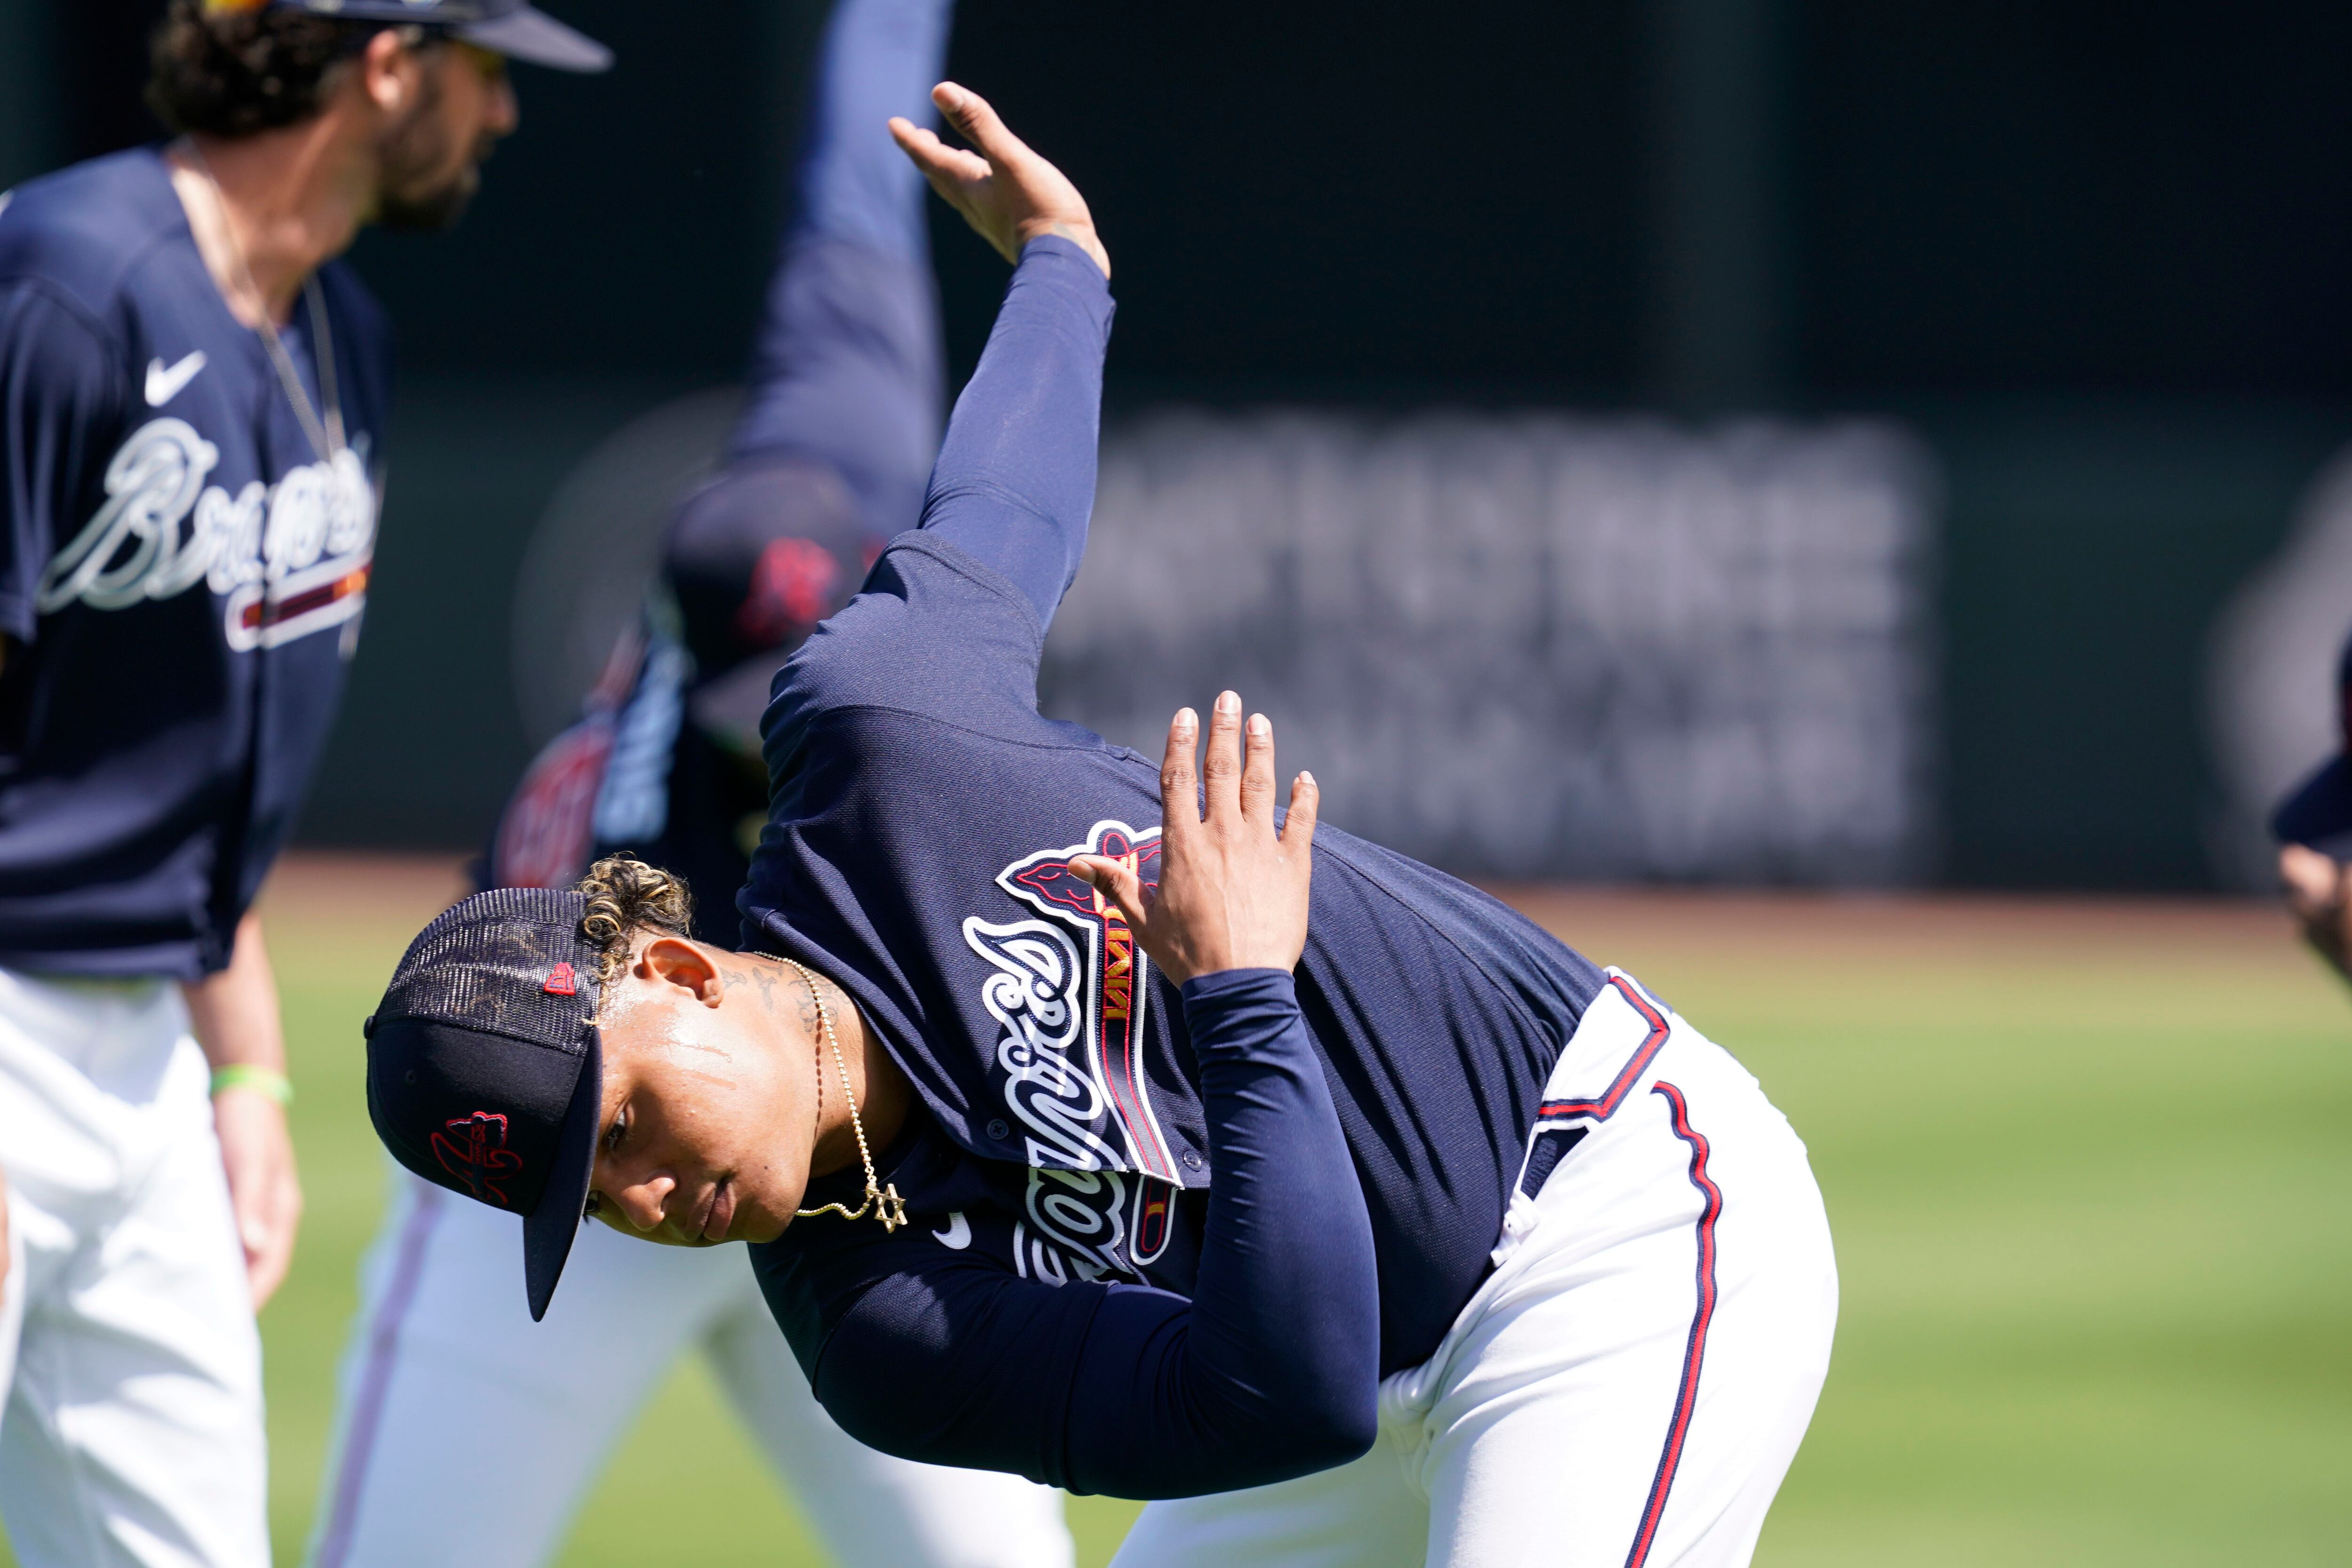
left=0, top=977, right=267, bottom=1568
left=722, top=0, right=949, bottom=538
left=0, top=1173, right=22, bottom=1421
left=305, top=1174, right=755, bottom=1568
left=704, top=1277, right=1077, bottom=1568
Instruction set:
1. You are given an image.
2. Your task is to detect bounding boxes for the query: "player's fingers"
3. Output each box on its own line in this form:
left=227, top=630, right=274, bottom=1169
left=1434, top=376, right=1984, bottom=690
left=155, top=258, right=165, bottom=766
left=1281, top=770, right=1319, bottom=853
left=1240, top=712, right=1277, bottom=823
left=1159, top=707, right=1201, bottom=838
left=1201, top=691, right=1243, bottom=821
left=1069, top=856, right=1151, bottom=929
left=890, top=119, right=992, bottom=191
left=932, top=82, right=1036, bottom=170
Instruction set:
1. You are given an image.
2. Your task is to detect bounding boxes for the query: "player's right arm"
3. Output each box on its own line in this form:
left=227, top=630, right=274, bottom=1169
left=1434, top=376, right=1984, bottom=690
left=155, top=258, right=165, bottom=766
left=891, top=86, right=1112, bottom=635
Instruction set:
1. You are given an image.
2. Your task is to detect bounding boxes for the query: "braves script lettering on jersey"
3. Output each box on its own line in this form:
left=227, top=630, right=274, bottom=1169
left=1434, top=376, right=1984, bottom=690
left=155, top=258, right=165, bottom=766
left=0, top=148, right=392, bottom=978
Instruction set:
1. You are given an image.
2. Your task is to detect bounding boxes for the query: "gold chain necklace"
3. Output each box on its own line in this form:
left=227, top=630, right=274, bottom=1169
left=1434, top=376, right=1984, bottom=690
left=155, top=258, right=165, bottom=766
left=177, top=140, right=345, bottom=463
left=765, top=954, right=907, bottom=1233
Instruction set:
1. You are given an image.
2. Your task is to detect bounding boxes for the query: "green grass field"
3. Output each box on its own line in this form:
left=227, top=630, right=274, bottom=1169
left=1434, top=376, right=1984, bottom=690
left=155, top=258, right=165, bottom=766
left=9, top=859, right=2350, bottom=1565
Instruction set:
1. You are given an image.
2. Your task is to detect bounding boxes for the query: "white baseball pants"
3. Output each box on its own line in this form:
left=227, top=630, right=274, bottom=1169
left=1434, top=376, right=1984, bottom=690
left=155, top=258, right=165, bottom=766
left=307, top=1169, right=1075, bottom=1568
left=1111, top=973, right=1837, bottom=1568
left=0, top=968, right=270, bottom=1568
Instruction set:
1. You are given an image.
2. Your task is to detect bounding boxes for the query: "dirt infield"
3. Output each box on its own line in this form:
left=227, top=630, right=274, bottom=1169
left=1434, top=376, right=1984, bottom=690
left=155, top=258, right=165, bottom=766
left=262, top=850, right=2307, bottom=968
left=1489, top=882, right=2309, bottom=969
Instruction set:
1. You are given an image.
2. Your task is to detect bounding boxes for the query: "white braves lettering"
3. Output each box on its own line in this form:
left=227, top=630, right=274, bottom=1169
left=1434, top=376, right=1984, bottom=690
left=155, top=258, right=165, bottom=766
left=37, top=416, right=377, bottom=651
left=964, top=820, right=1195, bottom=1284
left=965, top=917, right=1126, bottom=1170
left=963, top=916, right=1135, bottom=1280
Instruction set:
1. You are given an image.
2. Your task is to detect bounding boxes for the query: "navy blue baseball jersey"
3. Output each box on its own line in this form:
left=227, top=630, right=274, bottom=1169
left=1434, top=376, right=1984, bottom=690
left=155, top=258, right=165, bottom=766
left=742, top=239, right=1607, bottom=1496
left=0, top=150, right=392, bottom=978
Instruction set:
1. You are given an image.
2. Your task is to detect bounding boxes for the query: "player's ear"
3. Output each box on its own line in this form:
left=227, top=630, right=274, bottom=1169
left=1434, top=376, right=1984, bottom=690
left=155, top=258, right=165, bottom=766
left=638, top=936, right=723, bottom=1006
left=358, top=27, right=423, bottom=115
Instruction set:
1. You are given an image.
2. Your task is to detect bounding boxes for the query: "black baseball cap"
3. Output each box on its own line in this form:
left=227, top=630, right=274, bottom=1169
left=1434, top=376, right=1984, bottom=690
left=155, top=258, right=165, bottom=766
left=364, top=887, right=604, bottom=1320
left=257, top=0, right=613, bottom=73
left=2272, top=624, right=2352, bottom=859
left=663, top=455, right=874, bottom=753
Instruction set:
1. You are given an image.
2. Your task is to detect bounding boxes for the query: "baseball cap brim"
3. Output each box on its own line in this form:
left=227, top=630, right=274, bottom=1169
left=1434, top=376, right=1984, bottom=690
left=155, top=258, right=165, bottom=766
left=459, top=6, right=613, bottom=72
left=522, top=1026, right=603, bottom=1321
left=2274, top=755, right=2352, bottom=859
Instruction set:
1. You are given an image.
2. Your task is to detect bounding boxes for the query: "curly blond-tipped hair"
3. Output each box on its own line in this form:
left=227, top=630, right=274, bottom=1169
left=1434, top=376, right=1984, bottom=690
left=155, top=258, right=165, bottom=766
left=574, top=855, right=694, bottom=995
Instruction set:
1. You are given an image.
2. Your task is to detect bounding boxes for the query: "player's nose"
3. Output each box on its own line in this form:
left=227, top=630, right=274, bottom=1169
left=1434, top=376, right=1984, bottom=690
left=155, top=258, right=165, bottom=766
left=486, top=75, right=519, bottom=137
left=614, top=1174, right=673, bottom=1233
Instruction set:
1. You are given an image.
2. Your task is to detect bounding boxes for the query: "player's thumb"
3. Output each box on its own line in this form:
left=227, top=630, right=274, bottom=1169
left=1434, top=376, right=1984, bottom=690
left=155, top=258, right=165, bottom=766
left=1068, top=856, right=1150, bottom=928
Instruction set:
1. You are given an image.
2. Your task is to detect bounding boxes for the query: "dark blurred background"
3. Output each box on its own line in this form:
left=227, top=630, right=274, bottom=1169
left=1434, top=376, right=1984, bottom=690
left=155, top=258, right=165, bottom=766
left=8, top=0, right=2349, bottom=888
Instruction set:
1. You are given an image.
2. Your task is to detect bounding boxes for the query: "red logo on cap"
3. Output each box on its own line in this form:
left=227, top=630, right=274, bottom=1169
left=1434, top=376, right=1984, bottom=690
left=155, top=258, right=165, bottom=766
left=543, top=962, right=577, bottom=996
left=431, top=1112, right=524, bottom=1207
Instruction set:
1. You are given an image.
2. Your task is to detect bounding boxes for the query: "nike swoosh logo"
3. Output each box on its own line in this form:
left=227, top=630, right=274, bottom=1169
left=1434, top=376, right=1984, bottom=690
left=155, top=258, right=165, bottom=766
left=145, top=350, right=208, bottom=407
left=933, top=1211, right=971, bottom=1250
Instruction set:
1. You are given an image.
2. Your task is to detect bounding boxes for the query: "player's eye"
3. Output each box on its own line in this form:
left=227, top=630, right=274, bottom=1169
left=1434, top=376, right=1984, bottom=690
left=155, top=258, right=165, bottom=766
left=604, top=1106, right=628, bottom=1155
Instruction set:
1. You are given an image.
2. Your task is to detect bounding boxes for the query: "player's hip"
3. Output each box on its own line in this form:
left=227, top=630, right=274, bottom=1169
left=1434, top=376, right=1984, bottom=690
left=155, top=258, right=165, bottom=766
left=0, top=964, right=209, bottom=1211
left=1389, top=970, right=1836, bottom=1418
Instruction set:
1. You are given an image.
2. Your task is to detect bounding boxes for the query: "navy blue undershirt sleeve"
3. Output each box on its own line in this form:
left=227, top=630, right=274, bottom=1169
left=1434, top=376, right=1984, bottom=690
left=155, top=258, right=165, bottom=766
left=0, top=283, right=123, bottom=645
left=809, top=969, right=1381, bottom=1498
left=915, top=235, right=1112, bottom=635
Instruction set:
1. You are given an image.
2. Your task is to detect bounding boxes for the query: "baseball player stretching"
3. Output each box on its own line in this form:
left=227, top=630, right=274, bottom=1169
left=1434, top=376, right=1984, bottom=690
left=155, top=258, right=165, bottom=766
left=357, top=88, right=1841, bottom=1568
left=0, top=3, right=606, bottom=1565
left=307, top=2, right=1074, bottom=1566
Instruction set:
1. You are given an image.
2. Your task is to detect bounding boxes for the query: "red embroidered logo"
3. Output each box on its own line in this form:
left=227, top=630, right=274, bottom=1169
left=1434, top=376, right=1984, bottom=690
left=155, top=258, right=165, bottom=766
left=431, top=1112, right=524, bottom=1206
left=738, top=536, right=839, bottom=647
left=542, top=962, right=577, bottom=996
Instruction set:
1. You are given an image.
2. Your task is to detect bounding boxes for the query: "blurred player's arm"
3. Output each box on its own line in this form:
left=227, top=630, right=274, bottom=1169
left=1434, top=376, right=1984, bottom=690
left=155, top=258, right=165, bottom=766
left=2280, top=844, right=2352, bottom=983
left=1, top=283, right=125, bottom=646
left=180, top=912, right=303, bottom=1307
left=892, top=85, right=1112, bottom=633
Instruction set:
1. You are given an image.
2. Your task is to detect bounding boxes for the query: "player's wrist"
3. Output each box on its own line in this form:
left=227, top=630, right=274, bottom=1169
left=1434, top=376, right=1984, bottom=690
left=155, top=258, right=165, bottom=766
left=209, top=1063, right=294, bottom=1106
left=1016, top=219, right=1109, bottom=279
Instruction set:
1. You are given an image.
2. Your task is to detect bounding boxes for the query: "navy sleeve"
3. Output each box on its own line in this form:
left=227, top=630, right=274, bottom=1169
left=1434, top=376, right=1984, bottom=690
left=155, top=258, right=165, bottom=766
left=803, top=970, right=1381, bottom=1498
left=0, top=282, right=125, bottom=644
left=916, top=235, right=1112, bottom=635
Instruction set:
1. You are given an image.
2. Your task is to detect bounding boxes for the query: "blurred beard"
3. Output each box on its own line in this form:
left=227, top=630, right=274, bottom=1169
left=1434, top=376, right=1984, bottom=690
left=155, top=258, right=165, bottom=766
left=377, top=163, right=479, bottom=233
left=373, top=71, right=488, bottom=234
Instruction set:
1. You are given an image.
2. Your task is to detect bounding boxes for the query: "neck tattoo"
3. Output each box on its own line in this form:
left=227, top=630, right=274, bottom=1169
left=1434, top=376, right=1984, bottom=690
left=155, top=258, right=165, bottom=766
left=765, top=955, right=907, bottom=1233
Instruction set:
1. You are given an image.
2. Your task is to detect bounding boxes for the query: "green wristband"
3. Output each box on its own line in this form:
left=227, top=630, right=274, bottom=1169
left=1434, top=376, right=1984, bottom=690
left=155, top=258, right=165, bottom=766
left=210, top=1064, right=294, bottom=1106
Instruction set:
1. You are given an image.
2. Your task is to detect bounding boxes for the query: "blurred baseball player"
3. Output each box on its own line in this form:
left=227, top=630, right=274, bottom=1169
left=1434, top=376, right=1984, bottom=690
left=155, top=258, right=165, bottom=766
left=305, top=2, right=1074, bottom=1565
left=2274, top=627, right=2352, bottom=979
left=0, top=2, right=605, bottom=1563
left=357, top=86, right=1841, bottom=1568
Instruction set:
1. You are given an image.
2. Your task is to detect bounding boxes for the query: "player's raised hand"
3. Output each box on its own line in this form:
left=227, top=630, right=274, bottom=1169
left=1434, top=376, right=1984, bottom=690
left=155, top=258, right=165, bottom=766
left=1072, top=691, right=1316, bottom=986
left=890, top=82, right=1109, bottom=279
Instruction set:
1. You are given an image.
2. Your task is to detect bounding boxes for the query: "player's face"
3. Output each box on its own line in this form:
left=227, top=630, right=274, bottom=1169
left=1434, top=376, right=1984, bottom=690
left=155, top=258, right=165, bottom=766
left=373, top=41, right=519, bottom=233
left=581, top=943, right=815, bottom=1247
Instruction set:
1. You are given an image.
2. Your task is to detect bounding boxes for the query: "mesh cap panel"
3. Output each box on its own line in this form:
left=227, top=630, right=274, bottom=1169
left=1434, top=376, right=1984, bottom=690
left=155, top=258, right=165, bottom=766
left=381, top=886, right=600, bottom=1050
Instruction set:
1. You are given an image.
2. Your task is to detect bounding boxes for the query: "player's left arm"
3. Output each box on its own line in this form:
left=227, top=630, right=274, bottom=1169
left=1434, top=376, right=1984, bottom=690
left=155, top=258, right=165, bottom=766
left=892, top=85, right=1112, bottom=633
left=180, top=912, right=302, bottom=1307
